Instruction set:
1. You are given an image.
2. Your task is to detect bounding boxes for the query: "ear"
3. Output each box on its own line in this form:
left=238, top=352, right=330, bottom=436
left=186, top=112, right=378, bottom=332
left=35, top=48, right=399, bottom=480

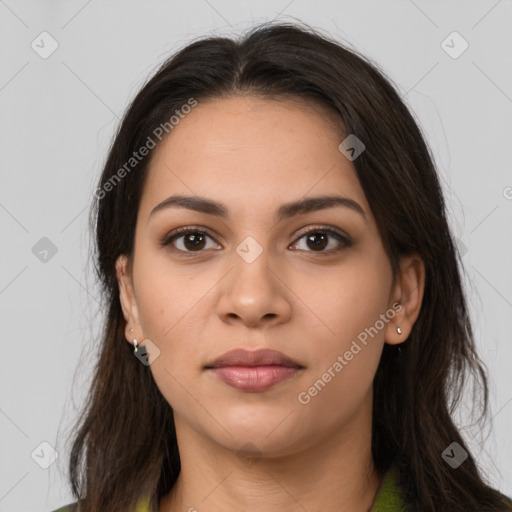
left=115, top=254, right=143, bottom=345
left=384, top=253, right=425, bottom=345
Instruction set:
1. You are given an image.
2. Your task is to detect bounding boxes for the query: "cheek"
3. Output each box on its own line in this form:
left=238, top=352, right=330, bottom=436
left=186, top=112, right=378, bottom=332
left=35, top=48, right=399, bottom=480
left=133, top=250, right=215, bottom=341
left=291, top=252, right=391, bottom=401
left=293, top=251, right=391, bottom=347
left=293, top=285, right=388, bottom=433
left=132, top=262, right=208, bottom=411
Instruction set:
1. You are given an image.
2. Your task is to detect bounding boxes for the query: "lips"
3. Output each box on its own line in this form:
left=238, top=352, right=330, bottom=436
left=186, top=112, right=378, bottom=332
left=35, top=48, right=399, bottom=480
left=205, top=348, right=304, bottom=392
left=205, top=348, right=303, bottom=369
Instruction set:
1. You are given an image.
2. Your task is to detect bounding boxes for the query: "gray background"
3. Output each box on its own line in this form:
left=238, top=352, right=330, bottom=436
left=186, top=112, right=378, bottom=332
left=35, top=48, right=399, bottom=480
left=1, top=1, right=511, bottom=510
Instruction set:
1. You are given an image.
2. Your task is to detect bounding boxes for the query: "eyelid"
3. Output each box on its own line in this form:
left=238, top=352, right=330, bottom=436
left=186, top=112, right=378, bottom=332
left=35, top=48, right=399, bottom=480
left=293, top=224, right=350, bottom=241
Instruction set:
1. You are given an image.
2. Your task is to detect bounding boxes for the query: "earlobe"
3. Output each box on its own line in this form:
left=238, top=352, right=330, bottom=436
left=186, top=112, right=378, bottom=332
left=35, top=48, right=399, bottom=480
left=115, top=254, right=142, bottom=343
left=385, top=253, right=426, bottom=345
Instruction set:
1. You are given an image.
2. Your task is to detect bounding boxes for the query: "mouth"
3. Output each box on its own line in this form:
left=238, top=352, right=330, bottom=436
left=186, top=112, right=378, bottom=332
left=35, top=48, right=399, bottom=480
left=204, top=348, right=304, bottom=392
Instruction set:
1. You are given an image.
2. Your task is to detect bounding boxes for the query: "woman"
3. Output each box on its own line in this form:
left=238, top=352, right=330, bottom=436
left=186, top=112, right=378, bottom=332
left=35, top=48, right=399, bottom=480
left=52, top=21, right=512, bottom=512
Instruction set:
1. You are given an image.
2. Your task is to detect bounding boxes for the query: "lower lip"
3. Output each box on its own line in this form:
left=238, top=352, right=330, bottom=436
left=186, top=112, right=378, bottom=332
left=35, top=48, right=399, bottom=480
left=208, top=365, right=301, bottom=392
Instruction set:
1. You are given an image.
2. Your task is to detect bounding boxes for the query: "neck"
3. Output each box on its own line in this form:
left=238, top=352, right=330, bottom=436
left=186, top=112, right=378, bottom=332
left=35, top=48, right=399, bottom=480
left=160, top=401, right=382, bottom=512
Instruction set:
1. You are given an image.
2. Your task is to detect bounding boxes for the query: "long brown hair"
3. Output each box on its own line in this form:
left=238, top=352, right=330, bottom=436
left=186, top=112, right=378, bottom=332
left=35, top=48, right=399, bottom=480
left=66, top=20, right=512, bottom=512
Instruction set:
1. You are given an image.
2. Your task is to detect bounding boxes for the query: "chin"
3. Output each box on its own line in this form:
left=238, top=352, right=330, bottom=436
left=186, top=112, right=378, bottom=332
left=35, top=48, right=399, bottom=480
left=201, top=407, right=314, bottom=458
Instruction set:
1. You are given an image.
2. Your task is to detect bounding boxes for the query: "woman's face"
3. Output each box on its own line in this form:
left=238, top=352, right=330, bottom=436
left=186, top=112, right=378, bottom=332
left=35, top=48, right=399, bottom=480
left=117, top=95, right=423, bottom=457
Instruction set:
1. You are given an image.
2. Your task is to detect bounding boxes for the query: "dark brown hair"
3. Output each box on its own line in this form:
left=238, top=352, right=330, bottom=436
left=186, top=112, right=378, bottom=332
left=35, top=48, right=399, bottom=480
left=65, top=20, right=512, bottom=512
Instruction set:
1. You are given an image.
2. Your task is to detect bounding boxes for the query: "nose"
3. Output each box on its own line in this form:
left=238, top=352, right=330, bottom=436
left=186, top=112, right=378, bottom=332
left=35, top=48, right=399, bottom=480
left=216, top=250, right=292, bottom=329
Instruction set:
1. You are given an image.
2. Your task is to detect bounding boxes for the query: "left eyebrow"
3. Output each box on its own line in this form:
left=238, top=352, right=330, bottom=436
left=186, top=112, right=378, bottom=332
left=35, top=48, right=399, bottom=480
left=276, top=195, right=367, bottom=224
left=148, top=194, right=367, bottom=224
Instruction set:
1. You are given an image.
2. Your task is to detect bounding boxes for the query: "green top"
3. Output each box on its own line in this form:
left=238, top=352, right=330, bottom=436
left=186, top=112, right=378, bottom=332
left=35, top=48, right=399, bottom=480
left=51, top=465, right=410, bottom=512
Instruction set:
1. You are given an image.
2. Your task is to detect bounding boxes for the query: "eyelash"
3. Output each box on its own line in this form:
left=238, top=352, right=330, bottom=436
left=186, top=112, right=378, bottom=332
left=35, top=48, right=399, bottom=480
left=160, top=225, right=352, bottom=255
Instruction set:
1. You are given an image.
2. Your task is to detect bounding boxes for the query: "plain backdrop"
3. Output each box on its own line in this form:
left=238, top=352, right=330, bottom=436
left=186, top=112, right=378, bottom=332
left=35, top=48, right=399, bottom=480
left=0, top=1, right=511, bottom=510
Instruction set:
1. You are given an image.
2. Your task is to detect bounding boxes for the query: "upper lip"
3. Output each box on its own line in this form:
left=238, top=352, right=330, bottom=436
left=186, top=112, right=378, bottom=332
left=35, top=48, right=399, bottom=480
left=205, top=348, right=304, bottom=369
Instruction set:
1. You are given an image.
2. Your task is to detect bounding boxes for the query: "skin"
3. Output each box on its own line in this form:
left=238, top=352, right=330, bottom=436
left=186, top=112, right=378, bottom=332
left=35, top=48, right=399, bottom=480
left=116, top=95, right=425, bottom=512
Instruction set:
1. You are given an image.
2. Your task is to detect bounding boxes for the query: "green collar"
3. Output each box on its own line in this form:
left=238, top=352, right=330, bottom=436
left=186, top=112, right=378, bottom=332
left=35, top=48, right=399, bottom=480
left=370, top=466, right=409, bottom=511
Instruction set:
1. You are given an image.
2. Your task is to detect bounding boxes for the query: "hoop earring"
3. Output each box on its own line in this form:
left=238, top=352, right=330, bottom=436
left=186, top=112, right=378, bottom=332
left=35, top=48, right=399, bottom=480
left=133, top=339, right=138, bottom=353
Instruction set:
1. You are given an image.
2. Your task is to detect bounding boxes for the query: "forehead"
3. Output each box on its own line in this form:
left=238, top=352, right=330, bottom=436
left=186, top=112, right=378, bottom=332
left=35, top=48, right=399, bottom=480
left=139, top=95, right=371, bottom=224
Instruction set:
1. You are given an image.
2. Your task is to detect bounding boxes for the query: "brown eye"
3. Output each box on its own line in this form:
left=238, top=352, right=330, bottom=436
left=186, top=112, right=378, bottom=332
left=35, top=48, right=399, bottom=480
left=290, top=228, right=351, bottom=253
left=161, top=228, right=221, bottom=253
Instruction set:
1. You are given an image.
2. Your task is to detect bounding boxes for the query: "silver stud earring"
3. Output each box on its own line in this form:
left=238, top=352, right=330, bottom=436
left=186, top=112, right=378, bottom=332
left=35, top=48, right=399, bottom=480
left=397, top=327, right=402, bottom=335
